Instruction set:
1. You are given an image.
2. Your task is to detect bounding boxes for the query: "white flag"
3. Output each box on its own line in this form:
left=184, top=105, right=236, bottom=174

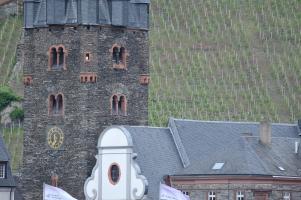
left=160, top=183, right=190, bottom=200
left=43, top=183, right=77, bottom=200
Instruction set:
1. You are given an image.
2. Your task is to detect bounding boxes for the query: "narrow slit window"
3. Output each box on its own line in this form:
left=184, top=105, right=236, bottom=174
left=119, top=47, right=125, bottom=65
left=113, top=47, right=119, bottom=64
left=51, top=48, right=57, bottom=67
left=58, top=47, right=64, bottom=66
left=118, top=97, right=122, bottom=113
left=120, top=96, right=126, bottom=115
left=85, top=53, right=90, bottom=61
left=49, top=95, right=56, bottom=115
left=112, top=95, right=118, bottom=115
left=57, top=94, right=63, bottom=115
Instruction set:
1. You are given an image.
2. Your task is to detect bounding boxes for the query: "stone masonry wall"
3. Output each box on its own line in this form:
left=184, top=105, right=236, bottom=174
left=21, top=25, right=149, bottom=200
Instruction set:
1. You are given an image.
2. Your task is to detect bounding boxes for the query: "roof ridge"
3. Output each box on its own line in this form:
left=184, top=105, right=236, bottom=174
left=172, top=118, right=297, bottom=126
left=242, top=137, right=270, bottom=175
left=168, top=117, right=190, bottom=168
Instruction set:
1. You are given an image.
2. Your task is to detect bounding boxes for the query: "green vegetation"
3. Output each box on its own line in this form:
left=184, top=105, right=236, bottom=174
left=0, top=15, right=23, bottom=85
left=149, top=0, right=301, bottom=126
left=1, top=127, right=23, bottom=171
left=0, top=85, right=21, bottom=112
left=10, top=107, right=24, bottom=121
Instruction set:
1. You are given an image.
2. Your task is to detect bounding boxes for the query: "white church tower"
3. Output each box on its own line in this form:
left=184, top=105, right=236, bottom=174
left=84, top=127, right=148, bottom=200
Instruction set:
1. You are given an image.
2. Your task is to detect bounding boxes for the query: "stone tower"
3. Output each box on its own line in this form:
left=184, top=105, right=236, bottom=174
left=21, top=0, right=150, bottom=199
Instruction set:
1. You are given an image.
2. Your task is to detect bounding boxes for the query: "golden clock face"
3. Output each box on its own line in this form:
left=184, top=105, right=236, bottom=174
left=47, top=127, right=64, bottom=149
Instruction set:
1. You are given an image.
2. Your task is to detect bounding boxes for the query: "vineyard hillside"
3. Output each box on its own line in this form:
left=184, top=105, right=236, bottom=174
left=149, top=0, right=301, bottom=126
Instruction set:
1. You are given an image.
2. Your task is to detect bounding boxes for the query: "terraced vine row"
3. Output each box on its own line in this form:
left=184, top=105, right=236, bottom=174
left=0, top=15, right=22, bottom=85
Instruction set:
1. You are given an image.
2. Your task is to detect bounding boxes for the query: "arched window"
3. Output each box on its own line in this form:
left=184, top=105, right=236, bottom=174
left=110, top=44, right=128, bottom=69
left=111, top=95, right=126, bottom=116
left=48, top=45, right=67, bottom=70
left=49, top=94, right=63, bottom=116
left=58, top=47, right=64, bottom=66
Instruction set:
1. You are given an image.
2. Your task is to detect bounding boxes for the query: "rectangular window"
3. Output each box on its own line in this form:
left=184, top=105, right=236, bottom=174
left=236, top=191, right=244, bottom=200
left=283, top=192, right=290, bottom=200
left=0, top=164, right=5, bottom=178
left=208, top=191, right=216, bottom=200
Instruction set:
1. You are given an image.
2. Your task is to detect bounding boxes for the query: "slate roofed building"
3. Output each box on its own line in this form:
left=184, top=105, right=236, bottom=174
left=85, top=118, right=301, bottom=200
left=0, top=134, right=16, bottom=200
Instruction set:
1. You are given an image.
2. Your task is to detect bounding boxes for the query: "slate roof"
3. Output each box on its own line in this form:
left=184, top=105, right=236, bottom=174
left=123, top=118, right=301, bottom=200
left=24, top=0, right=150, bottom=29
left=0, top=134, right=16, bottom=187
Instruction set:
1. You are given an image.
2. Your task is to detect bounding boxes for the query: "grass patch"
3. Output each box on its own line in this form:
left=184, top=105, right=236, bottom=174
left=1, top=127, right=23, bottom=171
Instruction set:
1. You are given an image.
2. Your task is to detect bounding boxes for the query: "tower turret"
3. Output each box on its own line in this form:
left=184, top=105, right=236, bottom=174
left=21, top=0, right=150, bottom=199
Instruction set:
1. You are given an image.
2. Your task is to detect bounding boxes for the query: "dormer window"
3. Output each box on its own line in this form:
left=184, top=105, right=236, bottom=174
left=110, top=44, right=128, bottom=69
left=0, top=163, right=6, bottom=178
left=212, top=162, right=224, bottom=170
left=48, top=45, right=67, bottom=70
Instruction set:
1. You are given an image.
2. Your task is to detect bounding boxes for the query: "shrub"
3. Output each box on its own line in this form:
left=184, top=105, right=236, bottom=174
left=0, top=86, right=21, bottom=112
left=10, top=107, right=24, bottom=121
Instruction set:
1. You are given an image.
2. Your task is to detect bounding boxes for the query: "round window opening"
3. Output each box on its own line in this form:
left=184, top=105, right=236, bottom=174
left=109, top=164, right=120, bottom=184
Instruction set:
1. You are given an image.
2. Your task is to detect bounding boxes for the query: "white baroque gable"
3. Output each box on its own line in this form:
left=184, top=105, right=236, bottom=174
left=84, top=126, right=148, bottom=200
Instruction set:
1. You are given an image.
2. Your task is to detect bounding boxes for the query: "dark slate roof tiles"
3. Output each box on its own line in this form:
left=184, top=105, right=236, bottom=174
left=123, top=118, right=301, bottom=199
left=24, top=0, right=149, bottom=29
left=0, top=134, right=16, bottom=187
